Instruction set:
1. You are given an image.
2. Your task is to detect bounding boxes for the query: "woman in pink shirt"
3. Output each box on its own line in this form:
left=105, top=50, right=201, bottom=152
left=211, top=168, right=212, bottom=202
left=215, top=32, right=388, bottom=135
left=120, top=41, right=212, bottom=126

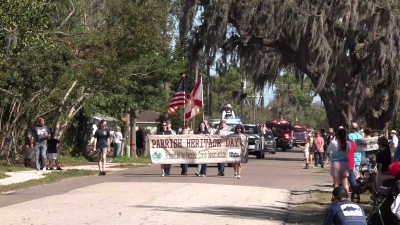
left=313, top=131, right=325, bottom=168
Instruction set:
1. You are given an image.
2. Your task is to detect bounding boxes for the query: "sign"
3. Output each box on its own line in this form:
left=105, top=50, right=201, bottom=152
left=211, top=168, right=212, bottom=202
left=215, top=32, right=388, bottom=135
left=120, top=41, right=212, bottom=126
left=147, top=134, right=247, bottom=164
left=355, top=137, right=379, bottom=152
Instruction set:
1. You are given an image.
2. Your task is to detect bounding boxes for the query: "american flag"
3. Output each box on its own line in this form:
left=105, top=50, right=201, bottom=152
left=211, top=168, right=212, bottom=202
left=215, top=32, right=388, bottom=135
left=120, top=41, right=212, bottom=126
left=167, top=79, right=188, bottom=115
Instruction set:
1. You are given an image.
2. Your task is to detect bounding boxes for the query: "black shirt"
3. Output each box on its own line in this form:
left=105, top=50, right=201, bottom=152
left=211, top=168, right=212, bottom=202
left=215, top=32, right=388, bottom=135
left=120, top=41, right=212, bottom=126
left=376, top=146, right=392, bottom=173
left=47, top=139, right=60, bottom=153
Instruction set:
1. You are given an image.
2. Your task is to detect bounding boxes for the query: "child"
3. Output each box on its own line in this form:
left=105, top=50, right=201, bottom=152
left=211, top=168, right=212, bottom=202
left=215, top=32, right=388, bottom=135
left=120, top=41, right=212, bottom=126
left=47, top=132, right=62, bottom=170
left=302, top=137, right=312, bottom=169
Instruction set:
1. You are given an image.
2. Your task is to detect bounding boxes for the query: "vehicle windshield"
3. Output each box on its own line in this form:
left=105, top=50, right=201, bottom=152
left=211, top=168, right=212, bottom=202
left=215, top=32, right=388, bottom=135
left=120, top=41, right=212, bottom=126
left=263, top=132, right=274, bottom=139
left=243, top=125, right=259, bottom=134
left=293, top=127, right=307, bottom=132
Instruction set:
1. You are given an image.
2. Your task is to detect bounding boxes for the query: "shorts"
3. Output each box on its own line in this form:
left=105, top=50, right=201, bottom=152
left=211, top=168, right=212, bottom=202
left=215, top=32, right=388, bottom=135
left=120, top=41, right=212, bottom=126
left=330, top=161, right=350, bottom=180
left=47, top=153, right=58, bottom=160
left=303, top=149, right=309, bottom=159
left=96, top=147, right=108, bottom=155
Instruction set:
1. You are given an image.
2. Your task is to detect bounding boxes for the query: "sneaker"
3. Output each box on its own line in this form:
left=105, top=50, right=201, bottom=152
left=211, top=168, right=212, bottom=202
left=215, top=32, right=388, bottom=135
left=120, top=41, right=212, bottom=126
left=49, top=167, right=54, bottom=170
left=202, top=174, right=206, bottom=177
left=99, top=172, right=102, bottom=176
left=161, top=172, right=165, bottom=177
left=220, top=173, right=225, bottom=176
left=102, top=171, right=106, bottom=175
left=234, top=172, right=238, bottom=178
left=42, top=167, right=46, bottom=173
left=237, top=175, right=242, bottom=179
left=56, top=167, right=63, bottom=170
left=195, top=172, right=200, bottom=176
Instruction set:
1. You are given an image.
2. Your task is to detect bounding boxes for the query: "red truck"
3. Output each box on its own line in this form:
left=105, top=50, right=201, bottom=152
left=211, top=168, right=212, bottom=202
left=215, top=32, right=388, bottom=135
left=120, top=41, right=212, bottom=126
left=292, top=125, right=309, bottom=147
left=266, top=119, right=293, bottom=151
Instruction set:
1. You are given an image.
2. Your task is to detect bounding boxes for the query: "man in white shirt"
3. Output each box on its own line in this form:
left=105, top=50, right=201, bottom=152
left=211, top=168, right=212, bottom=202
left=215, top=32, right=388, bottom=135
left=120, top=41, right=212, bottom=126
left=222, top=104, right=235, bottom=119
left=390, top=130, right=398, bottom=149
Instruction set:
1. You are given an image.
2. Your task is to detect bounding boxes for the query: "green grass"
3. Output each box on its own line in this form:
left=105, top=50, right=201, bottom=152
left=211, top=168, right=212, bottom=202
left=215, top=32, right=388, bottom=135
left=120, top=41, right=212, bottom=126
left=290, top=190, right=374, bottom=223
left=111, top=156, right=151, bottom=164
left=0, top=169, right=97, bottom=193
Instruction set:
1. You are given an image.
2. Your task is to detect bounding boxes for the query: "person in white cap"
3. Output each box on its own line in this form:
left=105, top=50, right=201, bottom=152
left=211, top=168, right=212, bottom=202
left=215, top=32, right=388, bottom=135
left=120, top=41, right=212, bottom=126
left=389, top=130, right=398, bottom=149
left=221, top=103, right=235, bottom=119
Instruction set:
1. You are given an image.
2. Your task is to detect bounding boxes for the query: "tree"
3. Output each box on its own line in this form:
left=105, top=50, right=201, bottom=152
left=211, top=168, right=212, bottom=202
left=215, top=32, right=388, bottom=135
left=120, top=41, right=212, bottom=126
left=180, top=0, right=400, bottom=130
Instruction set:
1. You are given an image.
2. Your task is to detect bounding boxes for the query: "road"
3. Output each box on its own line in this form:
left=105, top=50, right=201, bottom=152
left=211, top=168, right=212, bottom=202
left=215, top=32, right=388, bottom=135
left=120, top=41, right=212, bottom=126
left=0, top=148, right=333, bottom=225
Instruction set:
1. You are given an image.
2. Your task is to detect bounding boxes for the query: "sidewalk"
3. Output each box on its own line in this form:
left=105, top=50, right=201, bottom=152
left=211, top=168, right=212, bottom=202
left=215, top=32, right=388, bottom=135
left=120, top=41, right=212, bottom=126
left=0, top=163, right=127, bottom=186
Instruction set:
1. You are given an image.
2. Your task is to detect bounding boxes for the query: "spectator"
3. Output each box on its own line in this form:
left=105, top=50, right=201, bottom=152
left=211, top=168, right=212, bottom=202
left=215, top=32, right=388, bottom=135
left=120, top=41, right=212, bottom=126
left=390, top=130, right=398, bottom=150
left=194, top=121, right=209, bottom=177
left=24, top=122, right=34, bottom=167
left=327, top=128, right=351, bottom=192
left=302, top=136, right=312, bottom=169
left=113, top=126, right=123, bottom=157
left=216, top=120, right=230, bottom=176
left=313, top=131, right=325, bottom=168
left=348, top=122, right=364, bottom=189
left=180, top=121, right=193, bottom=175
left=31, top=117, right=51, bottom=172
left=323, top=186, right=367, bottom=225
left=158, top=121, right=172, bottom=177
left=233, top=124, right=247, bottom=179
left=47, top=132, right=62, bottom=170
left=136, top=127, right=145, bottom=157
left=376, top=136, right=392, bottom=173
left=93, top=120, right=111, bottom=176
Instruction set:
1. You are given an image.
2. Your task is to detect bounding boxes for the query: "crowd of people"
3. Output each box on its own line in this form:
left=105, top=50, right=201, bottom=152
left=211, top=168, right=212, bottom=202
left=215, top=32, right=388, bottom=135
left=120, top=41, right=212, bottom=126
left=303, top=122, right=400, bottom=224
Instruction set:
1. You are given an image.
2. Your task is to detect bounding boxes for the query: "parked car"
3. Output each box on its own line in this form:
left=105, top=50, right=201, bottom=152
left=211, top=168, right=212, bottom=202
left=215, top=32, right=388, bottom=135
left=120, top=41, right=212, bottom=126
left=243, top=124, right=265, bottom=159
left=263, top=131, right=277, bottom=154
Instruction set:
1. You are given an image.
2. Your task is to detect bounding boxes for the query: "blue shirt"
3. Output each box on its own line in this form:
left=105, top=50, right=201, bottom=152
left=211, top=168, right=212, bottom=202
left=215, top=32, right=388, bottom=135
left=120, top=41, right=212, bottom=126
left=323, top=200, right=367, bottom=225
left=349, top=131, right=365, bottom=160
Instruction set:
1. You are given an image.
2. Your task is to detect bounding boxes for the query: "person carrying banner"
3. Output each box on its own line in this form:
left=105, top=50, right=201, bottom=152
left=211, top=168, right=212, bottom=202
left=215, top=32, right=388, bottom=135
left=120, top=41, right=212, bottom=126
left=158, top=121, right=172, bottom=177
left=233, top=124, right=247, bottom=179
left=194, top=121, right=209, bottom=177
left=216, top=120, right=230, bottom=176
left=180, top=120, right=193, bottom=175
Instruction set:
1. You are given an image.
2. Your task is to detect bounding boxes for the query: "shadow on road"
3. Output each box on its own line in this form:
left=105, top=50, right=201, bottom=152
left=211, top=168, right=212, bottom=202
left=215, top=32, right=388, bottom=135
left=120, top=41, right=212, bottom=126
left=264, top=157, right=304, bottom=162
left=134, top=205, right=288, bottom=221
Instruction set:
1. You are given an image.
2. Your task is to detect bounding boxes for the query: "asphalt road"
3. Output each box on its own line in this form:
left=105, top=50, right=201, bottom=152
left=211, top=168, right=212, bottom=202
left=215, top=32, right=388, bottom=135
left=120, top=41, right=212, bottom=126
left=0, top=148, right=333, bottom=225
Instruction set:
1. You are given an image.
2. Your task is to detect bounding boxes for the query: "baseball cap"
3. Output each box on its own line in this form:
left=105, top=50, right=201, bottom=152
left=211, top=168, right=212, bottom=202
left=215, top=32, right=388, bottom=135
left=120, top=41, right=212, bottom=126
left=332, top=186, right=348, bottom=198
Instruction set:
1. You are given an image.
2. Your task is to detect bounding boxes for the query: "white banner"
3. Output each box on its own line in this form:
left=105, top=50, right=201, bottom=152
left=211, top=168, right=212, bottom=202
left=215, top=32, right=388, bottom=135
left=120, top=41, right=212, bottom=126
left=147, top=134, right=247, bottom=164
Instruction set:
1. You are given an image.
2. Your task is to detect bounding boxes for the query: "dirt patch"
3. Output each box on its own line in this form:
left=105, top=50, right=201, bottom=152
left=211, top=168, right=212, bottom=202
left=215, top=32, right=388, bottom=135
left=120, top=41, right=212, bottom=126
left=285, top=191, right=326, bottom=225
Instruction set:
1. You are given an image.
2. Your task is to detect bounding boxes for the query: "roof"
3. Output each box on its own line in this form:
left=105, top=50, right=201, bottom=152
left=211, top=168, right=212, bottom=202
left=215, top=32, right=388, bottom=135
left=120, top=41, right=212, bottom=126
left=137, top=110, right=161, bottom=123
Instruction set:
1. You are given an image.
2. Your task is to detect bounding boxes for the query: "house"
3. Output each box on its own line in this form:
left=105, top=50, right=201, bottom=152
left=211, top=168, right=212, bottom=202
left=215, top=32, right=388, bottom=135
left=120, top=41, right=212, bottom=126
left=136, top=110, right=162, bottom=134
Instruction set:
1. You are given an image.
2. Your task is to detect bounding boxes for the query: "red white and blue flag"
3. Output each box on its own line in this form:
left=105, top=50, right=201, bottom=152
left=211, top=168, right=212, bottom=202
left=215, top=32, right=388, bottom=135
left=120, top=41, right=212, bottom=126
left=167, top=79, right=188, bottom=115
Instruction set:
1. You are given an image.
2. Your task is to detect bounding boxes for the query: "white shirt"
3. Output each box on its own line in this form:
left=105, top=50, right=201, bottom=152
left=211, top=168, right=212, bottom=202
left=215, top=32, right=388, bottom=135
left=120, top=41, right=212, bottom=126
left=391, top=134, right=398, bottom=148
left=113, top=131, right=123, bottom=144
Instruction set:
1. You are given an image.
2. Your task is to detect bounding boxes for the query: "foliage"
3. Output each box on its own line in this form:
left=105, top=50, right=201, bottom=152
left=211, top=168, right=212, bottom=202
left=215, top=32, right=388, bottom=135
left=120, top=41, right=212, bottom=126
left=181, top=0, right=400, bottom=130
left=111, top=156, right=151, bottom=164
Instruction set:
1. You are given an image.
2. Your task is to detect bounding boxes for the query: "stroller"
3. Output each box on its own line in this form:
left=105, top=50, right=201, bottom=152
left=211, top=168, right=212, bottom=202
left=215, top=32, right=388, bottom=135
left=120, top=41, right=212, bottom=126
left=367, top=172, right=400, bottom=225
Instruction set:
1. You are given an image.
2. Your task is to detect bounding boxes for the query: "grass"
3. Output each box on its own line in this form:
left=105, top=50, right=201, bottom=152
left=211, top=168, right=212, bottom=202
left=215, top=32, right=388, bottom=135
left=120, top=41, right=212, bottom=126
left=111, top=156, right=151, bottom=164
left=0, top=169, right=98, bottom=193
left=290, top=190, right=374, bottom=223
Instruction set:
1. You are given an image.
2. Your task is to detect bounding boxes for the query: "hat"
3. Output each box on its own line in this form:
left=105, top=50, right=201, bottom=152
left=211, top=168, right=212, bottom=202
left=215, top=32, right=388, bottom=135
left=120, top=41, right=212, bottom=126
left=391, top=130, right=397, bottom=134
left=225, top=104, right=232, bottom=108
left=332, top=186, right=348, bottom=199
left=338, top=126, right=344, bottom=129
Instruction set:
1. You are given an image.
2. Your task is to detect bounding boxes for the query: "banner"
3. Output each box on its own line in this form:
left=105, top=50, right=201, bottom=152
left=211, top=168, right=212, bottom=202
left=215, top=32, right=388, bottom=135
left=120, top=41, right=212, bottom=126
left=147, top=134, right=247, bottom=164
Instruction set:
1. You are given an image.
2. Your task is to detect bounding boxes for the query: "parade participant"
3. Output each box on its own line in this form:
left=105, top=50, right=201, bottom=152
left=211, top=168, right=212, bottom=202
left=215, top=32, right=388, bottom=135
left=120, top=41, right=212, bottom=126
left=194, top=121, right=209, bottom=177
left=180, top=120, right=193, bottom=175
left=323, top=186, right=367, bottom=225
left=233, top=124, right=247, bottom=179
left=158, top=121, right=172, bottom=177
left=221, top=104, right=235, bottom=119
left=31, top=117, right=51, bottom=172
left=216, top=120, right=230, bottom=176
left=93, top=120, right=111, bottom=176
